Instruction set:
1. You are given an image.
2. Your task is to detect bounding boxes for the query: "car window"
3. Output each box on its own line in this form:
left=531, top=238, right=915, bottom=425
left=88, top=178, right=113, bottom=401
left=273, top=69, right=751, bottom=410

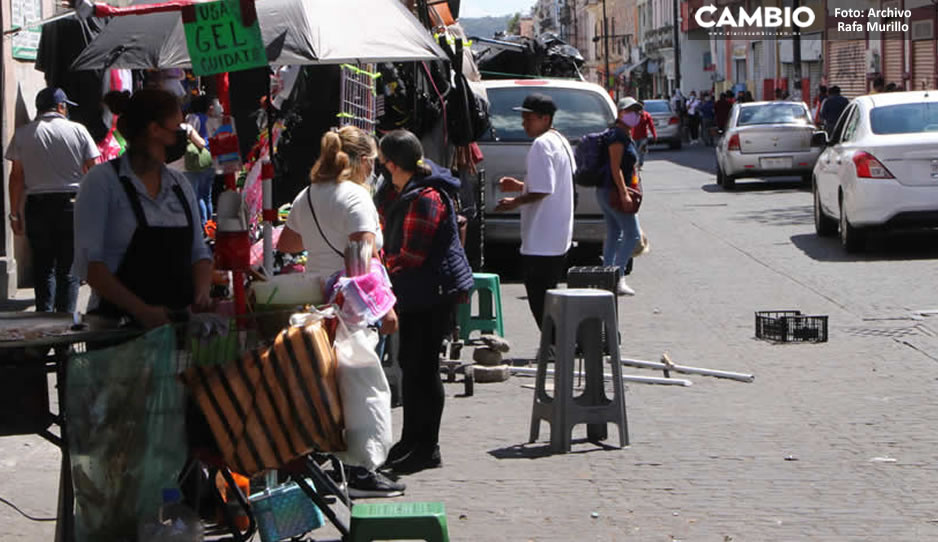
left=644, top=101, right=671, bottom=114
left=736, top=103, right=811, bottom=126
left=869, top=102, right=938, bottom=134
left=829, top=104, right=855, bottom=143
left=840, top=107, right=861, bottom=142
left=480, top=87, right=615, bottom=142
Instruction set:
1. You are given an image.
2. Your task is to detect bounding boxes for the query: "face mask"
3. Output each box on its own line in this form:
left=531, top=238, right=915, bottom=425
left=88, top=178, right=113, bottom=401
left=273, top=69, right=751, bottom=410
left=164, top=128, right=188, bottom=163
left=621, top=111, right=640, bottom=127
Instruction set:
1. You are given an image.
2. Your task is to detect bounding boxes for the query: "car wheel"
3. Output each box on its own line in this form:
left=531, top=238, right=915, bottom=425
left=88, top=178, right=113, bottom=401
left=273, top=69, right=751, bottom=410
left=669, top=140, right=682, bottom=150
left=723, top=173, right=735, bottom=191
left=814, top=183, right=837, bottom=237
left=839, top=198, right=865, bottom=253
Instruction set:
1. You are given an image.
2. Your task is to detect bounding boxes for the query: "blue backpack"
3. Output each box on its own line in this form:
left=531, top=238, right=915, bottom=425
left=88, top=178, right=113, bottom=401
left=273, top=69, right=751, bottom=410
left=573, top=128, right=612, bottom=187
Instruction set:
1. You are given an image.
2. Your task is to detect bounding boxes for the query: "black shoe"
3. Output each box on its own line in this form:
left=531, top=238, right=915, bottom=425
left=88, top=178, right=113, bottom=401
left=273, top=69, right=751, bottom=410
left=346, top=467, right=406, bottom=498
left=385, top=441, right=413, bottom=467
left=390, top=445, right=442, bottom=475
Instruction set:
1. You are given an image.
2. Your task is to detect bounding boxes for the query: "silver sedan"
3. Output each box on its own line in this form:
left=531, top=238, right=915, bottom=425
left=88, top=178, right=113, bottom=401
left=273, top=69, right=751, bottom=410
left=715, top=101, right=826, bottom=190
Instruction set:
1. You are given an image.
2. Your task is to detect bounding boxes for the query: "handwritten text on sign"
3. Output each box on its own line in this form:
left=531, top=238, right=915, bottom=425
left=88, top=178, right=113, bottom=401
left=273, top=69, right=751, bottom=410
left=182, top=0, right=267, bottom=76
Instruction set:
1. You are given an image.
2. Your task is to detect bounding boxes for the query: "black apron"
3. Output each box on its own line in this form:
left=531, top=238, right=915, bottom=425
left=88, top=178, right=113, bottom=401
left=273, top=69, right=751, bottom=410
left=96, top=160, right=195, bottom=319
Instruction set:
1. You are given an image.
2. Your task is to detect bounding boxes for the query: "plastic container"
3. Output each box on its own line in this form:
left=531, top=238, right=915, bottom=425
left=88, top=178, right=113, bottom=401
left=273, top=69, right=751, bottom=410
left=755, top=310, right=828, bottom=343
left=249, top=482, right=324, bottom=542
left=138, top=488, right=204, bottom=542
left=250, top=273, right=324, bottom=306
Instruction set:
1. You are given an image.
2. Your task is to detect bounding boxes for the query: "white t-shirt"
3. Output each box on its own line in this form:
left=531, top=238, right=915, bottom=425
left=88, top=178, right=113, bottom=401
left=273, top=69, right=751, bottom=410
left=520, top=129, right=575, bottom=256
left=286, top=180, right=383, bottom=276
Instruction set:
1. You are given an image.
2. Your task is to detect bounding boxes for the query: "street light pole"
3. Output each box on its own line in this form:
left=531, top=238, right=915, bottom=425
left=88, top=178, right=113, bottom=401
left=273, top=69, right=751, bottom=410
left=791, top=0, right=803, bottom=100
left=602, top=0, right=611, bottom=93
left=673, top=0, right=681, bottom=93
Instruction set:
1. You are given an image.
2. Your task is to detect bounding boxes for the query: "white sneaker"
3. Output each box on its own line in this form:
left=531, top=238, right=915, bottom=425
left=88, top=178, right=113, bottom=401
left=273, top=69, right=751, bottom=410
left=616, top=277, right=635, bottom=296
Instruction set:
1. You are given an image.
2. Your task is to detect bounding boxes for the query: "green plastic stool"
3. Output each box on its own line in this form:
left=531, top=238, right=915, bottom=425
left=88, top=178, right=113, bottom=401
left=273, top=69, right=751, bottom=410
left=457, top=273, right=505, bottom=341
left=349, top=502, right=449, bottom=542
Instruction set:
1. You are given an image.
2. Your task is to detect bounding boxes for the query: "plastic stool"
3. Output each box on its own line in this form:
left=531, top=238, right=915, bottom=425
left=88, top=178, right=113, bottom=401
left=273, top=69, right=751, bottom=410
left=457, top=273, right=505, bottom=340
left=529, top=289, right=629, bottom=453
left=349, top=502, right=449, bottom=542
left=567, top=266, right=623, bottom=352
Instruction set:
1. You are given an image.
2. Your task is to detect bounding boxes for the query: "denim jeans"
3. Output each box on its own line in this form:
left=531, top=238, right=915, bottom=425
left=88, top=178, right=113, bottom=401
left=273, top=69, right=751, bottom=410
left=25, top=193, right=79, bottom=313
left=185, top=170, right=214, bottom=228
left=634, top=137, right=648, bottom=167
left=596, top=185, right=641, bottom=275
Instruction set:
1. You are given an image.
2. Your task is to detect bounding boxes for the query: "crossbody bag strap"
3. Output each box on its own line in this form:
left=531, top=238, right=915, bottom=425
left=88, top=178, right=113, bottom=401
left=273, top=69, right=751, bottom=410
left=305, top=188, right=343, bottom=257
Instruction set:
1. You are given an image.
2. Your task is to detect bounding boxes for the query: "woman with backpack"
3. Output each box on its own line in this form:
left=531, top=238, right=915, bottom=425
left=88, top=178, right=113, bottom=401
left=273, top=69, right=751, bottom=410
left=597, top=97, right=643, bottom=296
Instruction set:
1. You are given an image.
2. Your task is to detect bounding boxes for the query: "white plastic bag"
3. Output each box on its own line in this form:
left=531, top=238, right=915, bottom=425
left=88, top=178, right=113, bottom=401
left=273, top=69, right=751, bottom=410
left=333, top=316, right=392, bottom=470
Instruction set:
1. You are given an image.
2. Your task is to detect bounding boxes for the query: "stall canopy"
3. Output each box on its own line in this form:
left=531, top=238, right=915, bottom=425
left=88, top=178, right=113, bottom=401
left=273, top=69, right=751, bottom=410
left=71, top=0, right=447, bottom=70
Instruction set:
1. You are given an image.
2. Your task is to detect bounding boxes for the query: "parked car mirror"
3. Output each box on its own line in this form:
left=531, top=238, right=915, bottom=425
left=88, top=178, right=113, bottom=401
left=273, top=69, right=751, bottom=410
left=811, top=131, right=828, bottom=147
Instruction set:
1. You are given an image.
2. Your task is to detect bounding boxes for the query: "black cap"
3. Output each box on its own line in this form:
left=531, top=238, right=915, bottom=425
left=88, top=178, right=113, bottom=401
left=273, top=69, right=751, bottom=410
left=513, top=93, right=557, bottom=116
left=36, top=87, right=77, bottom=111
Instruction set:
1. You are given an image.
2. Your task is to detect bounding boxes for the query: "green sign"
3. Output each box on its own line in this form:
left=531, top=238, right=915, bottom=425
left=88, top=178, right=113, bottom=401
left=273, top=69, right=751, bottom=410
left=182, top=0, right=267, bottom=76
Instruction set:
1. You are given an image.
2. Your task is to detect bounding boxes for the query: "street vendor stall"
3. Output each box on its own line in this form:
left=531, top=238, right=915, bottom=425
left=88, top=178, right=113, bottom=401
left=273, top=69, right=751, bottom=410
left=1, top=2, right=453, bottom=540
left=70, top=0, right=448, bottom=276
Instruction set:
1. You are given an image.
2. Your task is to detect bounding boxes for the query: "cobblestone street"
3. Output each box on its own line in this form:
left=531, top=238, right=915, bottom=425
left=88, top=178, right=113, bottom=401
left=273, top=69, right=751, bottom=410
left=4, top=145, right=938, bottom=540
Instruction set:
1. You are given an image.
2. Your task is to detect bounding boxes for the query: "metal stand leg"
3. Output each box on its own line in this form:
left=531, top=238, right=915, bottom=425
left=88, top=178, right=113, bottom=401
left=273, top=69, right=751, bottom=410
left=53, top=350, right=73, bottom=542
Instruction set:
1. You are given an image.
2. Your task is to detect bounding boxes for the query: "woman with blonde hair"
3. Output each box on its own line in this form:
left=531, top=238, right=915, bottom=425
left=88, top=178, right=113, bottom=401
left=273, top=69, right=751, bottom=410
left=278, top=126, right=403, bottom=497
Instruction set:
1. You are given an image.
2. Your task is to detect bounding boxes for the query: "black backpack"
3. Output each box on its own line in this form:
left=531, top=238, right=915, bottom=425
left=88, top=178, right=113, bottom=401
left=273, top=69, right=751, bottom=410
left=573, top=129, right=612, bottom=187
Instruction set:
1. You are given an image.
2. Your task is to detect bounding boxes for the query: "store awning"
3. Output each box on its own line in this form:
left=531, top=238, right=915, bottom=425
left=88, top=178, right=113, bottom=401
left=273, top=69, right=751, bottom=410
left=72, top=0, right=447, bottom=70
left=616, top=57, right=648, bottom=77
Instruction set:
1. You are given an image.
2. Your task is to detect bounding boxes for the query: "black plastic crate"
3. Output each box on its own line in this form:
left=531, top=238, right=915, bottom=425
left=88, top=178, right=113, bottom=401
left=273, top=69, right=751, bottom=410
left=755, top=310, right=828, bottom=343
left=567, top=266, right=621, bottom=293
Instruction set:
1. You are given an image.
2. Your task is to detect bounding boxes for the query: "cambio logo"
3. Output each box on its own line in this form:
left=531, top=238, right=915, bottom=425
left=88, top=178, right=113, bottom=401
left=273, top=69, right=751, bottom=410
left=695, top=5, right=815, bottom=29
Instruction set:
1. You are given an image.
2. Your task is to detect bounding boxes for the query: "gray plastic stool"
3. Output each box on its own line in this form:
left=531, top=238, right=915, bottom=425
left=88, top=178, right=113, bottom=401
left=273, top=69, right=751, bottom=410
left=529, top=288, right=629, bottom=453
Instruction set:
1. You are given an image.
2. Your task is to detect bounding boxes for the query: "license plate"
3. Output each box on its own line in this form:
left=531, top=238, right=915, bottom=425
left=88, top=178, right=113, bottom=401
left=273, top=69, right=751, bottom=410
left=760, top=157, right=792, bottom=169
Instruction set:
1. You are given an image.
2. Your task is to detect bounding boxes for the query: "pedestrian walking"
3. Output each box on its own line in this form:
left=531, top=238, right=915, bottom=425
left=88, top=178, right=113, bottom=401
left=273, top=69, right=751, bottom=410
left=629, top=100, right=657, bottom=168
left=686, top=91, right=701, bottom=144
left=73, top=88, right=212, bottom=328
left=699, top=93, right=716, bottom=146
left=597, top=97, right=642, bottom=296
left=495, top=93, right=575, bottom=329
left=5, top=87, right=100, bottom=313
left=715, top=91, right=732, bottom=132
left=184, top=95, right=215, bottom=229
left=812, top=85, right=828, bottom=125
left=819, top=86, right=849, bottom=135
left=279, top=125, right=404, bottom=497
left=376, top=130, right=473, bottom=475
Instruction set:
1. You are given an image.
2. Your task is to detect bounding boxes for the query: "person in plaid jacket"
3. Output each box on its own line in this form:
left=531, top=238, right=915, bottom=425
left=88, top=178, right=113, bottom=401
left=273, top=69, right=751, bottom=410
left=375, top=129, right=473, bottom=475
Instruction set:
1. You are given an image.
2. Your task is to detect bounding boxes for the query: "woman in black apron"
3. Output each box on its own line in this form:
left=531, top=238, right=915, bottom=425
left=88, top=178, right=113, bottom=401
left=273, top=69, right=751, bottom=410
left=74, top=89, right=212, bottom=328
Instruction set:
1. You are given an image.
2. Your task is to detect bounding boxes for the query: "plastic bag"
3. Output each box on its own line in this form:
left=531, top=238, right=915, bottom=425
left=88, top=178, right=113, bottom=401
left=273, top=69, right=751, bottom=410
left=66, top=326, right=187, bottom=541
left=332, top=316, right=392, bottom=471
left=325, top=259, right=396, bottom=327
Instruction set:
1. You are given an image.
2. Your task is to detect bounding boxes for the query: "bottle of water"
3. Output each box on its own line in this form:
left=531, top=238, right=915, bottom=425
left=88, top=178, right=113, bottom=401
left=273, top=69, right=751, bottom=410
left=138, top=488, right=204, bottom=542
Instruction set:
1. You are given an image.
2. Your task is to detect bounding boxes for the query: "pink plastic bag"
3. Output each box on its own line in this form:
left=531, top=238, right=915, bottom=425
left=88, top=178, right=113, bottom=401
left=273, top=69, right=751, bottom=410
left=326, top=259, right=396, bottom=326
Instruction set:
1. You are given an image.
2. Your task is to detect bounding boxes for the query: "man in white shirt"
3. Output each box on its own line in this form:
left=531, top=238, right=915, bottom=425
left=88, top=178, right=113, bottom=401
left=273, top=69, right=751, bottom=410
left=496, top=93, right=575, bottom=329
left=6, top=88, right=99, bottom=312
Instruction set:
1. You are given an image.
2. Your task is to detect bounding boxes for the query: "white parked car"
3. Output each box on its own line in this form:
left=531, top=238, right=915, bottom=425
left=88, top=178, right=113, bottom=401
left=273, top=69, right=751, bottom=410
left=715, top=101, right=825, bottom=190
left=812, top=91, right=938, bottom=252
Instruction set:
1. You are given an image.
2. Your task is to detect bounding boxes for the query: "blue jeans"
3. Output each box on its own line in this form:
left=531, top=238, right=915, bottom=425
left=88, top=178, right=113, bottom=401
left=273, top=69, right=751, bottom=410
left=25, top=194, right=78, bottom=312
left=634, top=137, right=648, bottom=167
left=185, top=170, right=214, bottom=227
left=596, top=185, right=640, bottom=275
